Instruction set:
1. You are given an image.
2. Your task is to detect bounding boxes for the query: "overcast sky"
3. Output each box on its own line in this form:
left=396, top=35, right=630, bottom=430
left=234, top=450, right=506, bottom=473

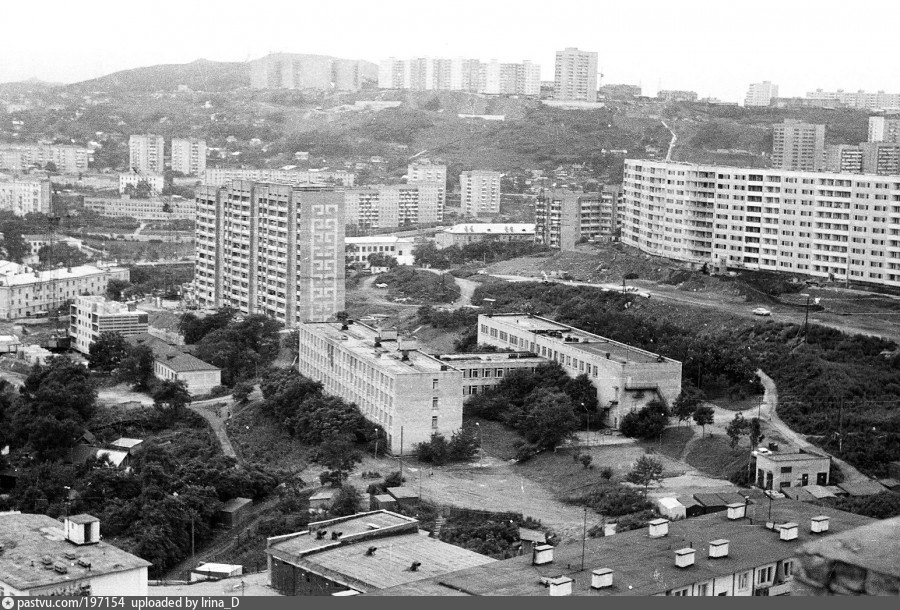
left=3, top=0, right=898, bottom=101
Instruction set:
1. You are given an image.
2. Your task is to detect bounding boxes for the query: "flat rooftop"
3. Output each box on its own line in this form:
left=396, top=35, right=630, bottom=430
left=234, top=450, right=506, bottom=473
left=369, top=499, right=873, bottom=597
left=268, top=511, right=419, bottom=558
left=756, top=450, right=830, bottom=462
left=303, top=322, right=449, bottom=374
left=0, top=512, right=150, bottom=591
left=481, top=314, right=677, bottom=365
left=437, top=351, right=545, bottom=364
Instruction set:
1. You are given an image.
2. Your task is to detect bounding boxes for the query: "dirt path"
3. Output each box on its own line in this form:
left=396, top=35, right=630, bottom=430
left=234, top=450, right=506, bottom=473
left=755, top=370, right=869, bottom=484
left=189, top=398, right=239, bottom=462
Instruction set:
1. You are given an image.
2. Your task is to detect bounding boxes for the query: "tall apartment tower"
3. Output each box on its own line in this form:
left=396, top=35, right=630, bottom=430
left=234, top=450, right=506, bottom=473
left=459, top=170, right=501, bottom=218
left=772, top=120, right=826, bottom=171
left=194, top=181, right=345, bottom=326
left=861, top=142, right=900, bottom=175
left=128, top=134, right=165, bottom=174
left=554, top=48, right=598, bottom=102
left=170, top=138, right=207, bottom=176
left=867, top=116, right=900, bottom=143
left=825, top=145, right=863, bottom=173
left=407, top=161, right=447, bottom=212
left=745, top=81, right=778, bottom=107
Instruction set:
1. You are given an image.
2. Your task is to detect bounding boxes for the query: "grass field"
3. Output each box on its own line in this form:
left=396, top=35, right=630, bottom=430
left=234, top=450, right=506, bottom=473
left=684, top=434, right=751, bottom=480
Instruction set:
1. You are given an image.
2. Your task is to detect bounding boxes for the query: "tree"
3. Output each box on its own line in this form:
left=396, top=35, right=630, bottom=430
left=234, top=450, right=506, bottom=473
left=579, top=454, right=593, bottom=469
left=672, top=387, right=704, bottom=424
left=317, top=435, right=362, bottom=482
left=117, top=344, right=155, bottom=390
left=619, top=401, right=669, bottom=440
left=0, top=229, right=29, bottom=263
left=748, top=417, right=764, bottom=449
left=232, top=381, right=254, bottom=405
left=693, top=405, right=715, bottom=437
left=329, top=486, right=361, bottom=517
left=416, top=433, right=450, bottom=465
left=515, top=388, right=578, bottom=451
left=367, top=252, right=398, bottom=269
left=106, top=279, right=132, bottom=301
left=151, top=380, right=191, bottom=416
left=726, top=412, right=750, bottom=449
left=88, top=332, right=130, bottom=372
left=448, top=426, right=479, bottom=462
left=37, top=243, right=90, bottom=269
left=625, top=455, right=665, bottom=494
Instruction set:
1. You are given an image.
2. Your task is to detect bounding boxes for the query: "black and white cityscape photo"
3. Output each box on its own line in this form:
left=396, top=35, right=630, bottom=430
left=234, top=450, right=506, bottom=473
left=0, top=0, right=898, bottom=601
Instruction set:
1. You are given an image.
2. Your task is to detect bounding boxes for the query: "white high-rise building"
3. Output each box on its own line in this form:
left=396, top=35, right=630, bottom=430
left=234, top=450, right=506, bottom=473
left=408, top=161, right=447, bottom=210
left=170, top=138, right=207, bottom=176
left=128, top=134, right=165, bottom=174
left=70, top=296, right=149, bottom=355
left=460, top=170, right=501, bottom=218
left=194, top=181, right=345, bottom=326
left=772, top=120, right=826, bottom=171
left=868, top=116, right=900, bottom=143
left=344, top=183, right=441, bottom=230
left=554, top=48, right=598, bottom=102
left=745, top=81, right=778, bottom=107
left=621, top=159, right=900, bottom=290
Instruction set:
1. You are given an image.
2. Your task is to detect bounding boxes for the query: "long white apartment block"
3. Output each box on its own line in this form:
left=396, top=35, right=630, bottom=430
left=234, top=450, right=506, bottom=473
left=0, top=144, right=92, bottom=174
left=203, top=167, right=355, bottom=188
left=622, top=159, right=900, bottom=290
left=297, top=320, right=463, bottom=454
left=379, top=57, right=540, bottom=95
left=194, top=180, right=345, bottom=326
left=477, top=314, right=682, bottom=428
left=344, top=183, right=441, bottom=230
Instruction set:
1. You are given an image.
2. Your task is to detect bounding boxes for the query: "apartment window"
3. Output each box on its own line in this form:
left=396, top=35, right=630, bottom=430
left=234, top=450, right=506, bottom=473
left=696, top=583, right=709, bottom=596
left=738, top=572, right=750, bottom=590
left=783, top=560, right=794, bottom=579
left=432, top=397, right=439, bottom=410
left=432, top=379, right=439, bottom=390
left=757, top=566, right=774, bottom=584
left=672, top=589, right=688, bottom=596
left=431, top=416, right=438, bottom=430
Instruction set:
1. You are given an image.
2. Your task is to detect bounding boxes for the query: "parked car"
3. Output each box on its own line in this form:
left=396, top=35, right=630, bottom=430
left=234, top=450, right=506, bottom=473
left=752, top=307, right=772, bottom=317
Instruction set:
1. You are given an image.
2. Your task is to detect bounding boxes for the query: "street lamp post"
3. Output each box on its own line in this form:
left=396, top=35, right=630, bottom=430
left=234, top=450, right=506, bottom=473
left=475, top=422, right=484, bottom=468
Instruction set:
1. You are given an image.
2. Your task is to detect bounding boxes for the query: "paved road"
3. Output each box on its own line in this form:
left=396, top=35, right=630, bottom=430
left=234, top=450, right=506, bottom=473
left=662, top=119, right=678, bottom=161
left=484, top=272, right=898, bottom=341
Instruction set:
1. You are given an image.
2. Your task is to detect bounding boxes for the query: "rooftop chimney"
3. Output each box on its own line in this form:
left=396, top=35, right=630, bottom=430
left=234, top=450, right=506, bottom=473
left=316, top=530, right=327, bottom=540
left=675, top=548, right=696, bottom=568
left=708, top=539, right=729, bottom=559
left=779, top=523, right=799, bottom=541
left=591, top=568, right=613, bottom=589
left=726, top=503, right=746, bottom=520
left=409, top=561, right=421, bottom=572
left=648, top=518, right=669, bottom=538
left=532, top=544, right=554, bottom=565
left=547, top=576, right=573, bottom=596
left=365, top=546, right=377, bottom=556
left=810, top=516, right=830, bottom=535
left=64, top=515, right=100, bottom=546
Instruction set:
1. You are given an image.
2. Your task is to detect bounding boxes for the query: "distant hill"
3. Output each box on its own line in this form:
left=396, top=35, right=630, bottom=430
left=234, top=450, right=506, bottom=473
left=68, top=59, right=251, bottom=93
left=0, top=79, right=61, bottom=94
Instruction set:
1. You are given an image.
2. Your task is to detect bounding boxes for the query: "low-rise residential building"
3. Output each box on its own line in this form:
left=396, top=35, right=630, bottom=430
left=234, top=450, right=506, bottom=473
left=118, top=172, right=164, bottom=196
left=21, top=235, right=84, bottom=265
left=297, top=320, right=463, bottom=454
left=83, top=196, right=196, bottom=221
left=435, top=352, right=546, bottom=397
left=203, top=168, right=355, bottom=188
left=0, top=264, right=129, bottom=320
left=346, top=236, right=417, bottom=267
left=434, top=223, right=535, bottom=249
left=266, top=511, right=494, bottom=596
left=477, top=314, right=682, bottom=428
left=658, top=90, right=699, bottom=103
left=794, top=516, right=900, bottom=596
left=126, top=333, right=222, bottom=396
left=371, top=500, right=874, bottom=597
left=69, top=296, right=149, bottom=354
left=0, top=512, right=150, bottom=596
left=753, top=447, right=831, bottom=490
left=0, top=178, right=51, bottom=215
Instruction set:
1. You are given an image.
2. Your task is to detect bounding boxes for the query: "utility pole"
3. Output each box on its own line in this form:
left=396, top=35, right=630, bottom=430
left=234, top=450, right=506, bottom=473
left=803, top=294, right=811, bottom=336
left=838, top=399, right=844, bottom=454
left=581, top=506, right=587, bottom=571
left=399, top=426, right=404, bottom=479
